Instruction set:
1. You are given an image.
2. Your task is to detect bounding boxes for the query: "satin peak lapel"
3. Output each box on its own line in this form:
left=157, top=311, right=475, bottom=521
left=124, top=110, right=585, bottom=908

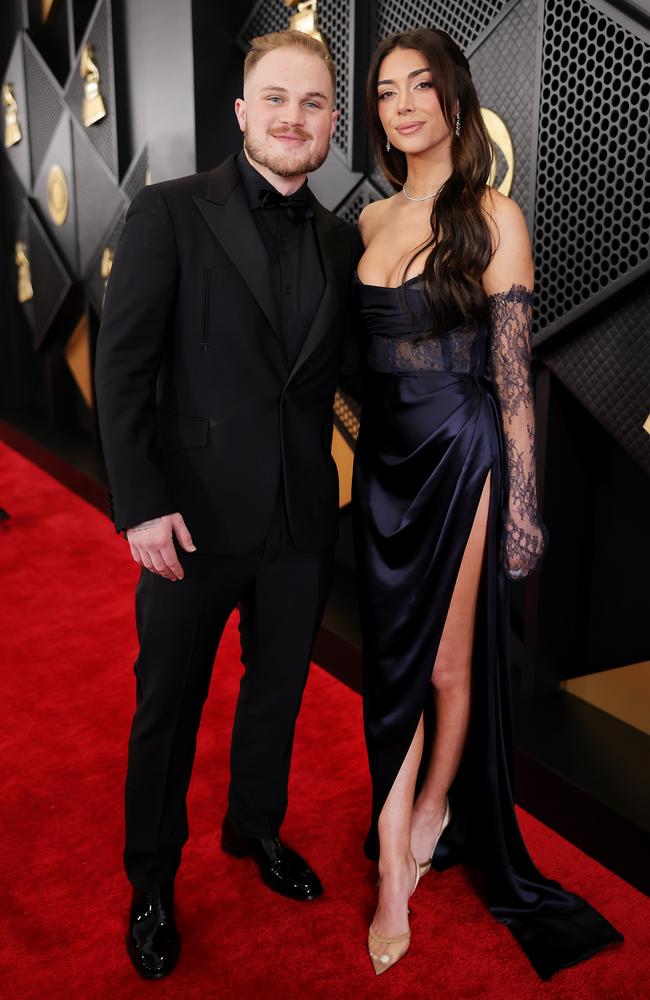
left=193, top=183, right=281, bottom=338
left=287, top=198, right=340, bottom=383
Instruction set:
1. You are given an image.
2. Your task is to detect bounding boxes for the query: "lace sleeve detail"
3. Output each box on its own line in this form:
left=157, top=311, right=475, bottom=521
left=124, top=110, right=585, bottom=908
left=488, top=284, right=547, bottom=579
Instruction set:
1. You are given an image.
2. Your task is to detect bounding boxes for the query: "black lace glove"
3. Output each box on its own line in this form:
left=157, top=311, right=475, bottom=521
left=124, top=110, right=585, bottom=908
left=488, top=284, right=547, bottom=580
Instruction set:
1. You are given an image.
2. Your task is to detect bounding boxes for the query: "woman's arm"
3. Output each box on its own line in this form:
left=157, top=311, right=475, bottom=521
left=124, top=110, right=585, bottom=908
left=482, top=191, right=547, bottom=579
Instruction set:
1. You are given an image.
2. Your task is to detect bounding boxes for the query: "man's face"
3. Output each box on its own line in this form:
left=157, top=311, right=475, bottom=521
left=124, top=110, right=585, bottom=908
left=235, top=47, right=338, bottom=178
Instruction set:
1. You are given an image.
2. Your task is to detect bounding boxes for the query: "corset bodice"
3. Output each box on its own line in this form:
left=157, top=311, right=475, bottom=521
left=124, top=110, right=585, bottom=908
left=353, top=272, right=489, bottom=376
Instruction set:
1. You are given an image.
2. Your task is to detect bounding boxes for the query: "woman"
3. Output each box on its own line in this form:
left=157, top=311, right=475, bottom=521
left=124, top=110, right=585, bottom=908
left=352, top=27, right=622, bottom=978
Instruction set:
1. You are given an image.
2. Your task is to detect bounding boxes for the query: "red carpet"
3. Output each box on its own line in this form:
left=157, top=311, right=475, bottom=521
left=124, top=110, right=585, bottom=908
left=0, top=439, right=648, bottom=1000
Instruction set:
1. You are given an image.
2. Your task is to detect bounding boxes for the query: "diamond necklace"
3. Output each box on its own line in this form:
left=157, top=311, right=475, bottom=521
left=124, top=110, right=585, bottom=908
left=402, top=183, right=441, bottom=202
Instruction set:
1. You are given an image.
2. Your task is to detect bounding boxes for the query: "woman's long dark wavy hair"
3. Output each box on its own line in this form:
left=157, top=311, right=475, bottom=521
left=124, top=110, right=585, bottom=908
left=367, top=27, right=495, bottom=331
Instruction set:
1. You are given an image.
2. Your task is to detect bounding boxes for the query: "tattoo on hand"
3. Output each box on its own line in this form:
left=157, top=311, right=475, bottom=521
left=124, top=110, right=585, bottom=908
left=128, top=517, right=162, bottom=534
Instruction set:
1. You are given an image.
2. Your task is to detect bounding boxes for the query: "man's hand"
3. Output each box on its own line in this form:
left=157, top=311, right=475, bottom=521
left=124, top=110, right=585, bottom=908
left=126, top=512, right=196, bottom=580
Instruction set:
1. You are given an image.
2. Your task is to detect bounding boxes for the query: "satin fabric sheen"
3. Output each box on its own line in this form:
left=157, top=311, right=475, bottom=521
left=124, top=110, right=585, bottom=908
left=351, top=275, right=623, bottom=979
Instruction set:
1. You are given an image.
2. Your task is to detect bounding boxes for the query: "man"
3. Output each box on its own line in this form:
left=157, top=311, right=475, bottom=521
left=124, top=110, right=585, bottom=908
left=95, top=30, right=362, bottom=980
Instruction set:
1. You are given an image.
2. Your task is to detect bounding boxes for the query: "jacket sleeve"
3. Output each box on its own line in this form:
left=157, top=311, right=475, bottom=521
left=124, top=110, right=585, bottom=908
left=338, top=226, right=367, bottom=403
left=488, top=283, right=547, bottom=579
left=94, top=184, right=178, bottom=532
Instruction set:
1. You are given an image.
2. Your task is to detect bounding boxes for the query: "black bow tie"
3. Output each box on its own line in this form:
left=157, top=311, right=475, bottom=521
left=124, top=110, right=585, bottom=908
left=258, top=186, right=313, bottom=224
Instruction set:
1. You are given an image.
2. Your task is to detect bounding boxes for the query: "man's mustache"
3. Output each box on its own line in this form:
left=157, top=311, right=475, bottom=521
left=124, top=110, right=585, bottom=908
left=268, top=127, right=312, bottom=141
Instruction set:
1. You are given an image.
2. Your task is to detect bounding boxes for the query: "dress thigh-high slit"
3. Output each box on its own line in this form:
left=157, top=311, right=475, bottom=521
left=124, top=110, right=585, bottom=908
left=351, top=274, right=623, bottom=978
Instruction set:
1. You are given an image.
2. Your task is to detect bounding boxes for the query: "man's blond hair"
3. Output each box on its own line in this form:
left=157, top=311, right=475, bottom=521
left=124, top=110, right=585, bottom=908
left=244, top=30, right=336, bottom=99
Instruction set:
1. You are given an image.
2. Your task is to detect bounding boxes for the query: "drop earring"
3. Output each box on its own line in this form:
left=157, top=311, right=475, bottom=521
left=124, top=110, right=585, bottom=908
left=386, top=136, right=391, bottom=152
left=455, top=111, right=461, bottom=138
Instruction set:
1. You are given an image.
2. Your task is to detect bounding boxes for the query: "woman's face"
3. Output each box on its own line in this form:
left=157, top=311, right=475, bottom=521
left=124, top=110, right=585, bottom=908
left=376, top=47, right=452, bottom=156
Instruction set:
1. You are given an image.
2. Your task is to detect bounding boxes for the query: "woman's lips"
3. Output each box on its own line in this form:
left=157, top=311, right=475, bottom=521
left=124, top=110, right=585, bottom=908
left=395, top=122, right=424, bottom=134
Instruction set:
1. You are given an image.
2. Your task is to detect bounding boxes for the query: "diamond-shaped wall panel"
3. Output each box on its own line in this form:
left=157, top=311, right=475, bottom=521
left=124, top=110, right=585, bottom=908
left=71, top=116, right=126, bottom=275
left=543, top=285, right=650, bottom=476
left=33, top=111, right=79, bottom=275
left=469, top=0, right=538, bottom=227
left=25, top=199, right=73, bottom=351
left=65, top=0, right=119, bottom=179
left=23, top=33, right=64, bottom=184
left=3, top=33, right=32, bottom=193
left=335, top=178, right=385, bottom=224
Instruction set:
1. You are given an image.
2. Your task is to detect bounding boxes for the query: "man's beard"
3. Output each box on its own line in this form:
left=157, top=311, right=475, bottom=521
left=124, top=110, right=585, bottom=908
left=244, top=127, right=330, bottom=178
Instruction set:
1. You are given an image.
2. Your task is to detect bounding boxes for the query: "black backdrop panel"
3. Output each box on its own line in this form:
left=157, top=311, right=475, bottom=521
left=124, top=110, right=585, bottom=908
left=32, top=110, right=79, bottom=275
left=26, top=198, right=72, bottom=350
left=533, top=0, right=650, bottom=342
left=468, top=0, right=538, bottom=227
left=64, top=0, right=119, bottom=179
left=376, top=0, right=508, bottom=49
left=84, top=204, right=125, bottom=314
left=121, top=143, right=149, bottom=203
left=71, top=114, right=125, bottom=275
left=543, top=283, right=650, bottom=476
left=3, top=33, right=32, bottom=193
left=23, top=33, right=64, bottom=185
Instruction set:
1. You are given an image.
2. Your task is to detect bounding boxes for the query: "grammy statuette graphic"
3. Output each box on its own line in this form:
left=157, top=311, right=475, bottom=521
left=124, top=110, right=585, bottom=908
left=284, top=0, right=326, bottom=46
left=15, top=242, right=33, bottom=304
left=3, top=83, right=22, bottom=149
left=81, top=44, right=107, bottom=127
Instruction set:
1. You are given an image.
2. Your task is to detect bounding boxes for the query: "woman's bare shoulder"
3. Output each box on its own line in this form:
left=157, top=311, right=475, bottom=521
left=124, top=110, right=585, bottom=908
left=358, top=195, right=397, bottom=246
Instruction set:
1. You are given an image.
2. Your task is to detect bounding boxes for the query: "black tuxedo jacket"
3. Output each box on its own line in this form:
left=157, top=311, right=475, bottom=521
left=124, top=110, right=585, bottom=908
left=94, top=155, right=363, bottom=553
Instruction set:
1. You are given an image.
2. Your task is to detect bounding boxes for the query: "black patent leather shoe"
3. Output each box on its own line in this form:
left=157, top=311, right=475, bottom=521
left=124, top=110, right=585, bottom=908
left=221, top=814, right=323, bottom=901
left=126, top=883, right=180, bottom=979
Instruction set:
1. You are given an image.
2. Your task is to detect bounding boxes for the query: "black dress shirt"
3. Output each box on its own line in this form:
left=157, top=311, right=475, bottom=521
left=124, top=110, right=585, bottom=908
left=237, top=150, right=325, bottom=369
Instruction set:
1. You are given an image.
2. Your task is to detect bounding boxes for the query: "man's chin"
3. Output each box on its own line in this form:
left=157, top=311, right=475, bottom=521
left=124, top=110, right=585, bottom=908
left=245, top=141, right=329, bottom=179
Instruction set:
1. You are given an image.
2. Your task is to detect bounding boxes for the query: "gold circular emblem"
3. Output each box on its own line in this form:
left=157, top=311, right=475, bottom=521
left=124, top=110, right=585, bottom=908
left=47, top=164, right=69, bottom=226
left=480, top=108, right=515, bottom=196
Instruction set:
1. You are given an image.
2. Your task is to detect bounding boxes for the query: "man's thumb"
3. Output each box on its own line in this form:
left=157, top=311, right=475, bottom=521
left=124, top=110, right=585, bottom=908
left=172, top=513, right=197, bottom=552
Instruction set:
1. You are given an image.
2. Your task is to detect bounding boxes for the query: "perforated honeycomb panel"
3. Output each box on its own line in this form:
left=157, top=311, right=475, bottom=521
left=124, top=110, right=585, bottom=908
left=22, top=34, right=64, bottom=184
left=533, top=0, right=650, bottom=340
left=32, top=111, right=79, bottom=275
left=469, top=0, right=538, bottom=226
left=544, top=283, right=650, bottom=476
left=71, top=116, right=126, bottom=275
left=238, top=0, right=354, bottom=165
left=65, top=0, right=119, bottom=179
left=334, top=389, right=361, bottom=447
left=376, top=0, right=508, bottom=50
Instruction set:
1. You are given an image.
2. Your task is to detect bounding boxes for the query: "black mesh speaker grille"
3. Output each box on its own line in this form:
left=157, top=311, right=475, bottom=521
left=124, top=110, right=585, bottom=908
left=65, top=0, right=119, bottom=179
left=543, top=285, right=650, bottom=476
left=335, top=177, right=384, bottom=223
left=376, top=0, right=508, bottom=51
left=238, top=0, right=353, bottom=163
left=22, top=34, right=64, bottom=185
left=468, top=0, right=538, bottom=226
left=121, top=144, right=150, bottom=203
left=71, top=117, right=126, bottom=275
left=32, top=111, right=79, bottom=277
left=533, top=0, right=650, bottom=339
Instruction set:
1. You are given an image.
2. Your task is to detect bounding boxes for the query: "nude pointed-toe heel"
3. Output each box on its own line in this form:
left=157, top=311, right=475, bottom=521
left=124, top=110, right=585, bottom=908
left=367, top=854, right=419, bottom=975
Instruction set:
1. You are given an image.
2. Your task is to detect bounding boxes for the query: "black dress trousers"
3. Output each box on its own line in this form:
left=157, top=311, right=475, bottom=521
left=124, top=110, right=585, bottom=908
left=124, top=486, right=333, bottom=890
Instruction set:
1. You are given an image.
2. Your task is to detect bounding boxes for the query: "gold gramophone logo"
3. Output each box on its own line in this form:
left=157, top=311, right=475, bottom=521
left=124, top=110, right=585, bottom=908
left=47, top=164, right=69, bottom=226
left=284, top=0, right=325, bottom=45
left=16, top=242, right=34, bottom=303
left=100, top=246, right=115, bottom=306
left=3, top=83, right=22, bottom=149
left=481, top=108, right=514, bottom=196
left=81, top=44, right=107, bottom=127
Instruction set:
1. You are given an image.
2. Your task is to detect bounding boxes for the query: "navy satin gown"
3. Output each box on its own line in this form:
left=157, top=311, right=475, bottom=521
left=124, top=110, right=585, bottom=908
left=351, top=273, right=623, bottom=979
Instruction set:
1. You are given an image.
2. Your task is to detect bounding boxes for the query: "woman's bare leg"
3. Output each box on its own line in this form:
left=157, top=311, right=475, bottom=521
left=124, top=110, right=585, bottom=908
left=410, top=472, right=491, bottom=864
left=371, top=715, right=424, bottom=941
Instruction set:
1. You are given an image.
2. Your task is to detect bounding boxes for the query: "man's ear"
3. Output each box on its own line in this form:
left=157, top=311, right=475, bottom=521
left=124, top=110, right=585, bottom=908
left=234, top=98, right=246, bottom=134
left=330, top=108, right=340, bottom=137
